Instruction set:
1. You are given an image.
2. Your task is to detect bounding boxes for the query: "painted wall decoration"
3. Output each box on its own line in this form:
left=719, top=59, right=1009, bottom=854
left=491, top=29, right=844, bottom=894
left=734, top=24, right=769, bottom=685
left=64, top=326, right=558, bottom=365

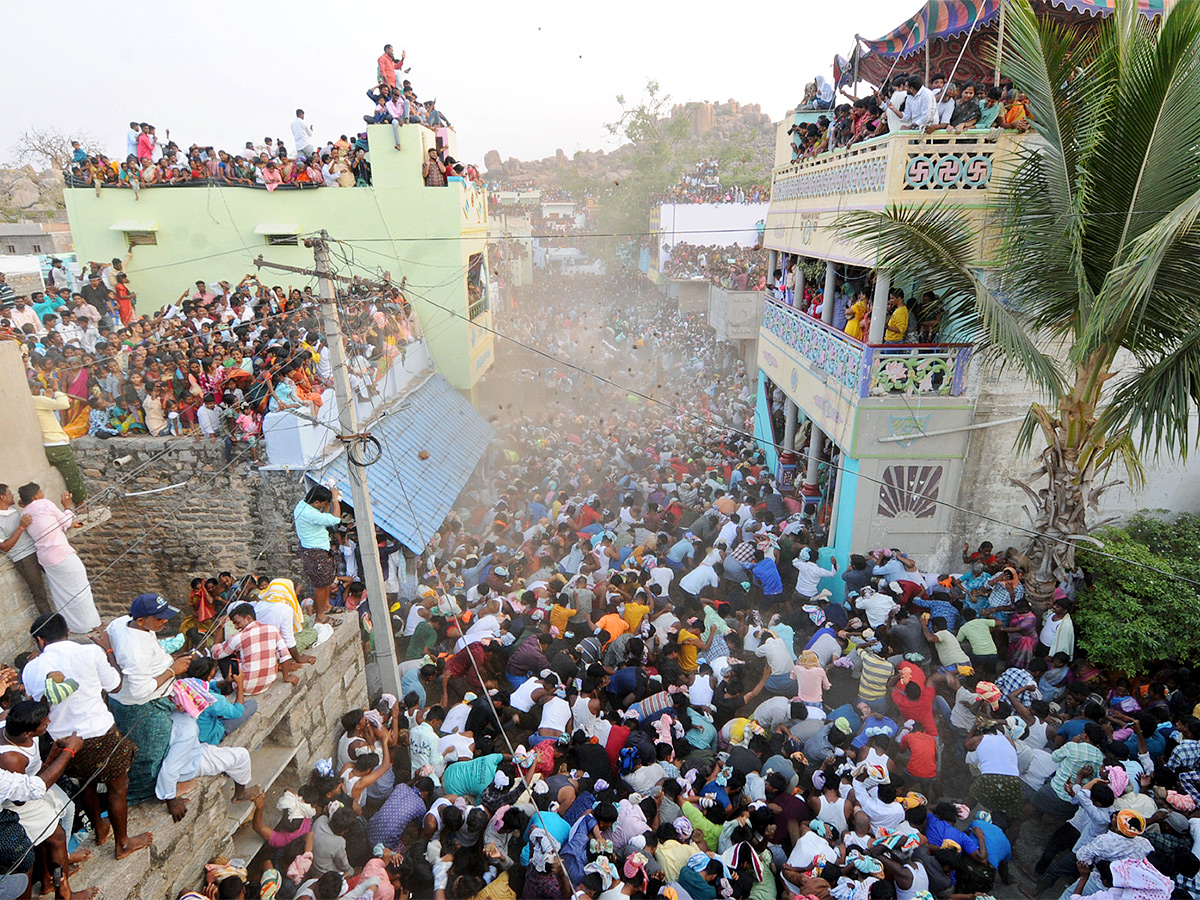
left=903, top=151, right=993, bottom=191
left=773, top=153, right=889, bottom=203
left=876, top=464, right=943, bottom=519
left=761, top=301, right=864, bottom=394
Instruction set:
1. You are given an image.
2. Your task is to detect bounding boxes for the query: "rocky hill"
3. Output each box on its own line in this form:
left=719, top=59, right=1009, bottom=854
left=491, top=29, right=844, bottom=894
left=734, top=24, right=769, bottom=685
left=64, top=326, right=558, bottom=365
left=484, top=99, right=777, bottom=187
left=0, top=166, right=65, bottom=222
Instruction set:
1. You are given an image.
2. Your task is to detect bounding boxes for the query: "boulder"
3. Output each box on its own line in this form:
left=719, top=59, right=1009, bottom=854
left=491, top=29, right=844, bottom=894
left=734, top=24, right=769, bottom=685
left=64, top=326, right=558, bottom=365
left=483, top=149, right=502, bottom=171
left=10, top=186, right=39, bottom=209
left=504, top=157, right=522, bottom=174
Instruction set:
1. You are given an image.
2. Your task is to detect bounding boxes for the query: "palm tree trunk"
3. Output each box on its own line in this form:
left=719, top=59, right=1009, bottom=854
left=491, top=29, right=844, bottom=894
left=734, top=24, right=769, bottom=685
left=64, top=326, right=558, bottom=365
left=1014, top=352, right=1111, bottom=592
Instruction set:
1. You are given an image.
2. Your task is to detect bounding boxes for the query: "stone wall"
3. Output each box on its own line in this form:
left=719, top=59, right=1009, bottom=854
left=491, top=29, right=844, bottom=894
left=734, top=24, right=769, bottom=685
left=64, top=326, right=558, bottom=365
left=0, top=342, right=66, bottom=666
left=70, top=436, right=306, bottom=616
left=82, top=613, right=367, bottom=899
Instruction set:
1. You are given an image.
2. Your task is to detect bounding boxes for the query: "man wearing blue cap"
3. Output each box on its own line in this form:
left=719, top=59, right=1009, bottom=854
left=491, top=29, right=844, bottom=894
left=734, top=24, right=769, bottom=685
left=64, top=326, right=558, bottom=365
left=106, top=594, right=191, bottom=814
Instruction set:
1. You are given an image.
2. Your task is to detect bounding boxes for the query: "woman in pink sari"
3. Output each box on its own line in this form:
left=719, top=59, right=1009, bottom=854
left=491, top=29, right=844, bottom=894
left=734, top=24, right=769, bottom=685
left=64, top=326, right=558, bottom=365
left=19, top=483, right=101, bottom=633
left=1002, top=598, right=1039, bottom=670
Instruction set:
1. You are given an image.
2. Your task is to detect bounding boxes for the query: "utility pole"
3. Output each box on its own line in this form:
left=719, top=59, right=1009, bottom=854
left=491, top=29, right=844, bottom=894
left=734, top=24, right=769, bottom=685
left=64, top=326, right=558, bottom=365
left=255, top=232, right=402, bottom=698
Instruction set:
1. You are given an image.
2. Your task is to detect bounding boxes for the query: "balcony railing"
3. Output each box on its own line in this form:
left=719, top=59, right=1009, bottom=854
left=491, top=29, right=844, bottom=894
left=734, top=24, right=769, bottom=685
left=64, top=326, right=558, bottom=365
left=761, top=295, right=972, bottom=398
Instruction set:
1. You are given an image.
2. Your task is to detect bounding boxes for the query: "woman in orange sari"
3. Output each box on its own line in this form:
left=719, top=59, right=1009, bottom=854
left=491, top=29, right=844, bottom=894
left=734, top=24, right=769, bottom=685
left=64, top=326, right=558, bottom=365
left=61, top=356, right=93, bottom=438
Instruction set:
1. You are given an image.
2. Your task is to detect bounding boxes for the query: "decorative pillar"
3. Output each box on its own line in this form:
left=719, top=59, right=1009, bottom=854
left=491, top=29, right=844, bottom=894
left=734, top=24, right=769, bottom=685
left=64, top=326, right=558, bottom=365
left=783, top=398, right=797, bottom=453
left=867, top=270, right=892, bottom=344
left=803, top=427, right=824, bottom=498
left=822, top=259, right=837, bottom=324
left=766, top=249, right=778, bottom=294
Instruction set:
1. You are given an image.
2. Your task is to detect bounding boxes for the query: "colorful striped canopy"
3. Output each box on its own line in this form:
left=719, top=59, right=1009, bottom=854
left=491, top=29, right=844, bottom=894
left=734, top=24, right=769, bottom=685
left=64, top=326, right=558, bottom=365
left=861, top=0, right=1173, bottom=58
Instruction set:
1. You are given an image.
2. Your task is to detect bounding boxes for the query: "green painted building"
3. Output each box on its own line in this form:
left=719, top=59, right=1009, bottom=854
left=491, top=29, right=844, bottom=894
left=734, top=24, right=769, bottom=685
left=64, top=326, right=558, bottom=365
left=63, top=125, right=493, bottom=389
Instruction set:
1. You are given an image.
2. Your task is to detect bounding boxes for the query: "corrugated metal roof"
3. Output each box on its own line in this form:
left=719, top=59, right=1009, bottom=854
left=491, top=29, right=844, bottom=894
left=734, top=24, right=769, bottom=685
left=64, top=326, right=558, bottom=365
left=314, top=374, right=493, bottom=553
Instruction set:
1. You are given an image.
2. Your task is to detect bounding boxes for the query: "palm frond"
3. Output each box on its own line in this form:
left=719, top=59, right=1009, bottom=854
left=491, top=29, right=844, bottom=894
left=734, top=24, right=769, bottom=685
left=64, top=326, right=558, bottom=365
left=1086, top=0, right=1200, bottom=268
left=1102, top=324, right=1200, bottom=459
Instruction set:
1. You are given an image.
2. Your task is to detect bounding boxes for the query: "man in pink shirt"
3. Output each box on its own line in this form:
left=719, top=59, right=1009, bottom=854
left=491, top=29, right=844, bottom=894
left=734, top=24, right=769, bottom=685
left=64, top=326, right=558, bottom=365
left=136, top=124, right=157, bottom=162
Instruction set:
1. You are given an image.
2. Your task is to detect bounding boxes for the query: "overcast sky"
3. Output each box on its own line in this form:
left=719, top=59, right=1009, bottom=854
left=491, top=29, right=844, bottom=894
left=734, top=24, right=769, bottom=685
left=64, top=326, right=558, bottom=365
left=4, top=1, right=906, bottom=168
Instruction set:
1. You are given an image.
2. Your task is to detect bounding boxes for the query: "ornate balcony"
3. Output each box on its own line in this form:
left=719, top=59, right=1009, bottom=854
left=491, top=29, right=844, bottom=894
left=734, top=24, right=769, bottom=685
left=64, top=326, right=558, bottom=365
left=763, top=130, right=1022, bottom=264
left=759, top=295, right=971, bottom=399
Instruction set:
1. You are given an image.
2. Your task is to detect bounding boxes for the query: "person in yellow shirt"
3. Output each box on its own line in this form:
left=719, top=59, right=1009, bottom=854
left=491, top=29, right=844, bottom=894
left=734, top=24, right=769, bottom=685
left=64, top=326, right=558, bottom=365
left=29, top=381, right=88, bottom=503
left=549, top=595, right=575, bottom=634
left=676, top=618, right=714, bottom=674
left=622, top=589, right=651, bottom=631
left=884, top=289, right=910, bottom=343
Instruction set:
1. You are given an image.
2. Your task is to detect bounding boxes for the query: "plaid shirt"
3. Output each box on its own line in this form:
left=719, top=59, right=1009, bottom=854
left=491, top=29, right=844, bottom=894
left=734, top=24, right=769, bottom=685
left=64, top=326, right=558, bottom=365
left=1050, top=741, right=1104, bottom=800
left=1169, top=739, right=1200, bottom=802
left=211, top=621, right=289, bottom=695
left=995, top=667, right=1038, bottom=700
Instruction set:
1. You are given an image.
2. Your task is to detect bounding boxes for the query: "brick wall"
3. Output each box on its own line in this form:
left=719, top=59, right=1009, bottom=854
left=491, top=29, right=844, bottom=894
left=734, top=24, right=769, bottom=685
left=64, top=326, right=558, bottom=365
left=70, top=436, right=307, bottom=616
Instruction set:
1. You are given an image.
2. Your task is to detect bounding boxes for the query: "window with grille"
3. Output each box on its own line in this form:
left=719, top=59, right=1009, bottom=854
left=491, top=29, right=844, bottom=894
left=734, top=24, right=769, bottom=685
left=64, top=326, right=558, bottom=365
left=126, top=232, right=157, bottom=247
left=264, top=234, right=299, bottom=246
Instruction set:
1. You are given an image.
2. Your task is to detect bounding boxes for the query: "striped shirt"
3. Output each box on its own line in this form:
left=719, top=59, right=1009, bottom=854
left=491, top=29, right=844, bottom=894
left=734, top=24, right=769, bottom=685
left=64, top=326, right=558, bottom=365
left=858, top=651, right=894, bottom=701
left=1050, top=741, right=1105, bottom=800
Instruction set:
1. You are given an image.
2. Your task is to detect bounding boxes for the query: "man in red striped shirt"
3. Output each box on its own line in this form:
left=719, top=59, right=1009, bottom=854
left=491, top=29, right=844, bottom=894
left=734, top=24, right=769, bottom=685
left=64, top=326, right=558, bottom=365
left=211, top=604, right=295, bottom=695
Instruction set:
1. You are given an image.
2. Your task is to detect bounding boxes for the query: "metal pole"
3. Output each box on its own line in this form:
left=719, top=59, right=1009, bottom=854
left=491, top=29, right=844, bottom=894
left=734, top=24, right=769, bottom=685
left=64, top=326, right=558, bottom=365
left=925, top=0, right=933, bottom=84
left=995, top=0, right=1006, bottom=88
left=310, top=230, right=402, bottom=699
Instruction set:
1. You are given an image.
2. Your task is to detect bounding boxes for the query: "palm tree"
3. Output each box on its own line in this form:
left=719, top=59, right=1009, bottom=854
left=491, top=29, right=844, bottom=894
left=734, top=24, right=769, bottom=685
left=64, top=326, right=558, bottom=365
left=839, top=0, right=1200, bottom=588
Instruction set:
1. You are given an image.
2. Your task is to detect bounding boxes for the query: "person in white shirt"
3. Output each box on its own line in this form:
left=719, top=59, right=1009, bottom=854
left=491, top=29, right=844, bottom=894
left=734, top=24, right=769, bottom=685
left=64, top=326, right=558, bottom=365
left=793, top=547, right=838, bottom=600
left=196, top=394, right=223, bottom=438
left=25, top=612, right=154, bottom=859
left=0, top=485, right=50, bottom=615
left=901, top=75, right=938, bottom=129
left=678, top=562, right=720, bottom=599
left=107, top=594, right=194, bottom=818
left=292, top=109, right=315, bottom=158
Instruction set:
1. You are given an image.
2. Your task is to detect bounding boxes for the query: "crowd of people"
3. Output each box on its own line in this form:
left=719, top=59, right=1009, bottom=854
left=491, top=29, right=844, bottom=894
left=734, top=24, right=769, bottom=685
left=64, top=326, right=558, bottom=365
left=769, top=255, right=944, bottom=345
left=63, top=44, right=477, bottom=195
left=662, top=243, right=767, bottom=289
left=789, top=74, right=1033, bottom=162
left=0, top=260, right=418, bottom=484
left=95, top=269, right=1185, bottom=900
left=1, top=262, right=1196, bottom=900
left=652, top=160, right=768, bottom=206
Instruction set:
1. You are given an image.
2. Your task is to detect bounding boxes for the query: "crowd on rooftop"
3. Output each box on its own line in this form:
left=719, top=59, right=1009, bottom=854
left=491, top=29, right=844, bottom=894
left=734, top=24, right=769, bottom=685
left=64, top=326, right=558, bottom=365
left=62, top=44, right=479, bottom=195
left=789, top=73, right=1033, bottom=162
left=0, top=269, right=1197, bottom=900
left=652, top=160, right=768, bottom=207
left=662, top=244, right=767, bottom=289
left=0, top=256, right=418, bottom=515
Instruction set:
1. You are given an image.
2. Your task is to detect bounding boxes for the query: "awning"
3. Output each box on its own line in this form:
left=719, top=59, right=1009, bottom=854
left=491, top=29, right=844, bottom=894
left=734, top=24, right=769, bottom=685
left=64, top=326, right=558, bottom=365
left=861, top=0, right=1172, bottom=59
left=108, top=220, right=159, bottom=232
left=313, top=374, right=494, bottom=553
left=253, top=223, right=303, bottom=235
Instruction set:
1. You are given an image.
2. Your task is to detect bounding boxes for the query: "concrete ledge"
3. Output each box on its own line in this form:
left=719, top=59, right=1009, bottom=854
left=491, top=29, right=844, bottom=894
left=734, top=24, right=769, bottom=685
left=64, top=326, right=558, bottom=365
left=80, top=617, right=366, bottom=899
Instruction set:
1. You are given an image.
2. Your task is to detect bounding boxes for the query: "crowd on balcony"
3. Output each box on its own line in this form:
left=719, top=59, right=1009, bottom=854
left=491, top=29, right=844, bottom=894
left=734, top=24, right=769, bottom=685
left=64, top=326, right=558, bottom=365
left=662, top=243, right=767, bottom=290
left=771, top=255, right=944, bottom=345
left=789, top=73, right=1033, bottom=162
left=0, top=264, right=418, bottom=506
left=62, top=43, right=481, bottom=195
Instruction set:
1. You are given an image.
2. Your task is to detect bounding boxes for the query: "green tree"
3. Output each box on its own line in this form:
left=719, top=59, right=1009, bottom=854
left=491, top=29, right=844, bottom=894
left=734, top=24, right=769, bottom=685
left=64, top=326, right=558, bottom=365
left=840, top=0, right=1200, bottom=587
left=596, top=80, right=693, bottom=247
left=1077, top=514, right=1200, bottom=672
